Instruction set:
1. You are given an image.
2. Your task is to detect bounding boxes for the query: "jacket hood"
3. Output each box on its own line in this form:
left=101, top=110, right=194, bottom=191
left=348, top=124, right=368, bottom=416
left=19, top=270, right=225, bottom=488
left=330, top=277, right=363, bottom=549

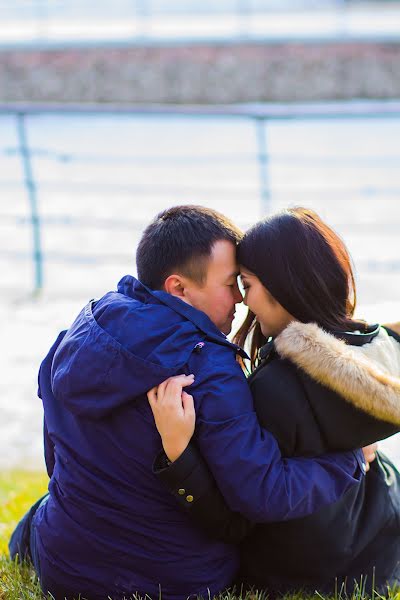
left=51, top=275, right=233, bottom=419
left=275, top=321, right=400, bottom=426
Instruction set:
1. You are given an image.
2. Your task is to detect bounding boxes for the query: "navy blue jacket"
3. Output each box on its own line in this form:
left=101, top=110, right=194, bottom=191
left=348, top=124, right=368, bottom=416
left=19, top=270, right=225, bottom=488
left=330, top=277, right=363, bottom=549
left=33, top=276, right=364, bottom=600
left=155, top=325, right=400, bottom=596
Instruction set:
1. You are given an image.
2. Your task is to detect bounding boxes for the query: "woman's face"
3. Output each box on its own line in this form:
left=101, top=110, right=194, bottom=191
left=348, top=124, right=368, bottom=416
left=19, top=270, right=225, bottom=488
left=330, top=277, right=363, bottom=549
left=240, top=267, right=294, bottom=338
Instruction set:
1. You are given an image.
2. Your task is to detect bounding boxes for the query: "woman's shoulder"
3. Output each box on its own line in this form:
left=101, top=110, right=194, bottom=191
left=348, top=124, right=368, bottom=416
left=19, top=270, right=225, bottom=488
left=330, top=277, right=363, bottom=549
left=274, top=322, right=400, bottom=424
left=250, top=352, right=302, bottom=396
left=248, top=354, right=316, bottom=456
left=270, top=322, right=400, bottom=449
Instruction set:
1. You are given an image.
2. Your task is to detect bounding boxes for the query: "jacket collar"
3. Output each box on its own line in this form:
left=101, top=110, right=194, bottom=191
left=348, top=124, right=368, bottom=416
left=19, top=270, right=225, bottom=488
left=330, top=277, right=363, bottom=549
left=330, top=323, right=380, bottom=346
left=274, top=321, right=400, bottom=426
left=259, top=323, right=381, bottom=359
left=117, top=275, right=247, bottom=358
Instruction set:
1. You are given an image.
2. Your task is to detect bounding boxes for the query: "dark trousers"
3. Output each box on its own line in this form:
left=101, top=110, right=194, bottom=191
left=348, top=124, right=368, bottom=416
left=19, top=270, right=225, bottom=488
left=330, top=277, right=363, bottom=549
left=8, top=493, right=49, bottom=578
left=9, top=495, right=107, bottom=600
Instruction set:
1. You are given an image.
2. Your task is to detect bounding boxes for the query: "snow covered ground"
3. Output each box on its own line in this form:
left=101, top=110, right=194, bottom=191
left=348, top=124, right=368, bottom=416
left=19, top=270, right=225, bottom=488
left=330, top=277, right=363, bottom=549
left=1, top=110, right=399, bottom=470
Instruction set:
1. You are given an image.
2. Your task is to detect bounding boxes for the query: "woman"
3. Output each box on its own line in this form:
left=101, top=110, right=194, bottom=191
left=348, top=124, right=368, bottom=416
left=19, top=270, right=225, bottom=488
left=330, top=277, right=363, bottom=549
left=148, top=207, right=400, bottom=597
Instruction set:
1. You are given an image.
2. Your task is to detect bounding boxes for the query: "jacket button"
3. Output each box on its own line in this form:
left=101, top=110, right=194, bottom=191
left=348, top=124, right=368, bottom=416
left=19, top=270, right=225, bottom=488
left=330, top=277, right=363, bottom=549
left=178, top=488, right=185, bottom=495
left=186, top=495, right=194, bottom=503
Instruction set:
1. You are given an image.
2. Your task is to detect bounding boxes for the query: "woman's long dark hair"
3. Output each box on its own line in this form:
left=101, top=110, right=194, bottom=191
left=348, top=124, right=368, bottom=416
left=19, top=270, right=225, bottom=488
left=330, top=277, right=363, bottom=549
left=233, top=207, right=366, bottom=370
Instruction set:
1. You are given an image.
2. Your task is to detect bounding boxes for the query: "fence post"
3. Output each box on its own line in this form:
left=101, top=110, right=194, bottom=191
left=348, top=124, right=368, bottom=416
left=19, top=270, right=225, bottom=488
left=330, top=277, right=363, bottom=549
left=255, top=116, right=271, bottom=216
left=236, top=0, right=251, bottom=39
left=34, top=0, right=49, bottom=42
left=16, top=112, right=43, bottom=295
left=135, top=0, right=150, bottom=39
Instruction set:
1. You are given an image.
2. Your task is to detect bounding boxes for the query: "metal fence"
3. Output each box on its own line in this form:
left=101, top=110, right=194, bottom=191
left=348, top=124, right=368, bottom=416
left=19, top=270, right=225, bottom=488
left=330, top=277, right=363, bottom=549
left=1, top=100, right=400, bottom=296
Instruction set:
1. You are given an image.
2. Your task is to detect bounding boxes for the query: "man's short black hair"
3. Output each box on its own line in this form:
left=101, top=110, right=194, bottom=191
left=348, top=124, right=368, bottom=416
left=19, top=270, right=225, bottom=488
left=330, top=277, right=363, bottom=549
left=136, top=205, right=243, bottom=290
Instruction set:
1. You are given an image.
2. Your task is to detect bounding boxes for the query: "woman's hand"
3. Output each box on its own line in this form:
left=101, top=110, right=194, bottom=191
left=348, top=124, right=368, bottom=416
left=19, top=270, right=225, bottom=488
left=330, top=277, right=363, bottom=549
left=362, top=442, right=378, bottom=472
left=147, top=374, right=196, bottom=462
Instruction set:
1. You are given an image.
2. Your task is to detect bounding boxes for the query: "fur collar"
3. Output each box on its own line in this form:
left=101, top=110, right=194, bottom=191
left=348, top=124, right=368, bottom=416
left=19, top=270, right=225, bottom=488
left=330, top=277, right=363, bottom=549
left=275, top=322, right=400, bottom=426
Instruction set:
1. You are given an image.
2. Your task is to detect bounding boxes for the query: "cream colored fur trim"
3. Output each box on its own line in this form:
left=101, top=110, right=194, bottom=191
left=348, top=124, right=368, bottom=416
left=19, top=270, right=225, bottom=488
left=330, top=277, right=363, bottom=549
left=275, top=321, right=400, bottom=425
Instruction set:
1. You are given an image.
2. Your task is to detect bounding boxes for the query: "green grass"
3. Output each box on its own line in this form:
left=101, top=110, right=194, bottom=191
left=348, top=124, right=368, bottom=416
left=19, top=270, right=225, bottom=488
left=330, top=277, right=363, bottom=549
left=0, top=471, right=399, bottom=600
left=0, top=470, right=48, bottom=599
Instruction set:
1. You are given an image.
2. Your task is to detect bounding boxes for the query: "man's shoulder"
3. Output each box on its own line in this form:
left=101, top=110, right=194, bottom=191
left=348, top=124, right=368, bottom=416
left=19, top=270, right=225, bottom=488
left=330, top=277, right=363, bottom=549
left=85, top=290, right=243, bottom=372
left=187, top=339, right=251, bottom=416
left=95, top=291, right=196, bottom=339
left=96, top=290, right=180, bottom=322
left=190, top=335, right=243, bottom=370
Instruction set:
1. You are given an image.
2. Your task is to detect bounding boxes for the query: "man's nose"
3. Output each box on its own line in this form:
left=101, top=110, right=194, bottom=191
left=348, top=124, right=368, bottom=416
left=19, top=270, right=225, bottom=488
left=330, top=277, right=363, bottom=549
left=233, top=283, right=243, bottom=304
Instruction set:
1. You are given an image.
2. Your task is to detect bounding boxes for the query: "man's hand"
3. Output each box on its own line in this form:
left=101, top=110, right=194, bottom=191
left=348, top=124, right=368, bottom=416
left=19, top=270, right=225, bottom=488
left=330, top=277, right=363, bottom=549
left=147, top=374, right=196, bottom=462
left=362, top=442, right=378, bottom=472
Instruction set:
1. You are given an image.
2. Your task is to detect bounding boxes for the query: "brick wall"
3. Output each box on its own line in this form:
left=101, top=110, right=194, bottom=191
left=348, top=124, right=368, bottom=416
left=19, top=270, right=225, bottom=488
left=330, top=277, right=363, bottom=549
left=1, top=41, right=399, bottom=103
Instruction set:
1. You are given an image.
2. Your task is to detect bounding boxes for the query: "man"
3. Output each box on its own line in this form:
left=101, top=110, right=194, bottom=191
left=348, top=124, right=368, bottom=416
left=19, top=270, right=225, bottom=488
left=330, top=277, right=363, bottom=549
left=9, top=205, right=366, bottom=600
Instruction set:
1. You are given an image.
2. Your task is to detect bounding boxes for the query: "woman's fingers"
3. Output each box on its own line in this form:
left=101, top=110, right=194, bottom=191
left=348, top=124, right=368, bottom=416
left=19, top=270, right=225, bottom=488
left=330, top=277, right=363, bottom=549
left=157, top=374, right=194, bottom=405
left=147, top=387, right=158, bottom=406
left=181, top=392, right=195, bottom=421
left=146, top=376, right=196, bottom=463
left=147, top=375, right=194, bottom=410
left=362, top=442, right=378, bottom=473
left=164, top=375, right=194, bottom=403
left=157, top=377, right=170, bottom=399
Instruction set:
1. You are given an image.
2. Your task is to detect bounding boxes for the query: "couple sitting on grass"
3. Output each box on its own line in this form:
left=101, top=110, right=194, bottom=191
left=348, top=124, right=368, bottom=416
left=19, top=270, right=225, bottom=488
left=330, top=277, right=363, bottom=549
left=9, top=205, right=400, bottom=600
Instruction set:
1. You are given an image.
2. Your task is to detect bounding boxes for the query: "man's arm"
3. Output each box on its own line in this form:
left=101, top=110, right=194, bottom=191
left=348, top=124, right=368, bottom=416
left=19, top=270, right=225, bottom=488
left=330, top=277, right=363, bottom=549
left=153, top=445, right=254, bottom=544
left=38, top=365, right=55, bottom=478
left=37, top=330, right=67, bottom=479
left=43, top=417, right=55, bottom=478
left=153, top=441, right=374, bottom=544
left=150, top=359, right=365, bottom=523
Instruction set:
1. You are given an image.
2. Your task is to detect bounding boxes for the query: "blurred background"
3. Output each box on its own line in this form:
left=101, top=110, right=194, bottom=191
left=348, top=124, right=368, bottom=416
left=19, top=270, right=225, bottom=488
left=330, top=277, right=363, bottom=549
left=0, top=0, right=399, bottom=470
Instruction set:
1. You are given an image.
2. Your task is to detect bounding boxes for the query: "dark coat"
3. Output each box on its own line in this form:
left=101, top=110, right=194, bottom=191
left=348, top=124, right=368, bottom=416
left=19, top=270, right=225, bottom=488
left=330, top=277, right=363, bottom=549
left=156, top=323, right=400, bottom=596
left=32, top=276, right=362, bottom=600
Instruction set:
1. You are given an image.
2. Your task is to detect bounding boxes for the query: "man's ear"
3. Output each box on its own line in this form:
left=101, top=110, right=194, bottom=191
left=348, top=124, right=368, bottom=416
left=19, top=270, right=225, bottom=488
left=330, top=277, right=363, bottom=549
left=164, top=274, right=187, bottom=299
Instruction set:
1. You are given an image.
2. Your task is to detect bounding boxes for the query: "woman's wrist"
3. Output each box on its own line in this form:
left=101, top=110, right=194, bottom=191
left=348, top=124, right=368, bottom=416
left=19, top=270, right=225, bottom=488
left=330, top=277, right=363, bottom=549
left=163, top=439, right=189, bottom=463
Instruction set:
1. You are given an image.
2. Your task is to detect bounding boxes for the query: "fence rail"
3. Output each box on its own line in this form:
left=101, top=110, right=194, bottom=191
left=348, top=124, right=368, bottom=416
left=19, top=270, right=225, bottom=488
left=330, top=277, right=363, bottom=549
left=1, top=0, right=399, bottom=46
left=1, top=100, right=400, bottom=295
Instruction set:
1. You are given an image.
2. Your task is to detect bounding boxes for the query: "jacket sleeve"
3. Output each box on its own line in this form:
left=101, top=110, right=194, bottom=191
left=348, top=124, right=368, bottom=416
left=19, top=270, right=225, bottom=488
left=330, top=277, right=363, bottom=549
left=153, top=444, right=254, bottom=544
left=38, top=364, right=55, bottom=479
left=43, top=417, right=55, bottom=478
left=190, top=353, right=366, bottom=523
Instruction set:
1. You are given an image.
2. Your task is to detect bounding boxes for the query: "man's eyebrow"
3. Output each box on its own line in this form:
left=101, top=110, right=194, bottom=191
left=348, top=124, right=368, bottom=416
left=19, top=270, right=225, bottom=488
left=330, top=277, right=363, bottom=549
left=226, top=271, right=239, bottom=281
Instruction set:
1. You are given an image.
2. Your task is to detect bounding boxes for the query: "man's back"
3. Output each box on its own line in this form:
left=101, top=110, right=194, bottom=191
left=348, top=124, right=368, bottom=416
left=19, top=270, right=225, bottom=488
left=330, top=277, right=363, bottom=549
left=33, top=276, right=238, bottom=600
left=11, top=205, right=363, bottom=600
left=32, top=275, right=363, bottom=600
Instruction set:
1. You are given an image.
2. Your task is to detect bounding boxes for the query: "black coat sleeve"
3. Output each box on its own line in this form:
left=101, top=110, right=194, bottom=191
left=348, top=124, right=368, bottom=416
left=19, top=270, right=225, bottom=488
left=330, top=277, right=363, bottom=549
left=152, top=357, right=323, bottom=541
left=152, top=358, right=305, bottom=542
left=153, top=443, right=254, bottom=543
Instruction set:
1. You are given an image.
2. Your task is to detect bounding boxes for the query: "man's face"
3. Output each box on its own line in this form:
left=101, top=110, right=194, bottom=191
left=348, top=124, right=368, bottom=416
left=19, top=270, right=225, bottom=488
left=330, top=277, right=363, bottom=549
left=184, top=240, right=242, bottom=335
